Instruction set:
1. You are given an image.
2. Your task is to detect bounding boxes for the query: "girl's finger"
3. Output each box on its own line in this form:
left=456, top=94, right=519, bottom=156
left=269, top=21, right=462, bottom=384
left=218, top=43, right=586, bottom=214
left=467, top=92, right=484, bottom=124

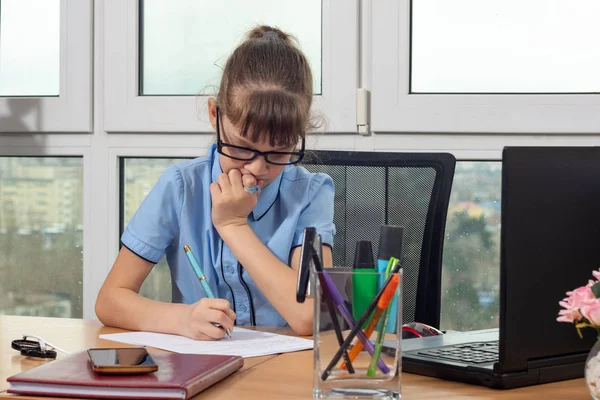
left=206, top=309, right=234, bottom=332
left=201, top=321, right=226, bottom=340
left=227, top=169, right=243, bottom=186
left=242, top=173, right=257, bottom=188
left=225, top=308, right=236, bottom=322
left=217, top=173, right=232, bottom=194
left=209, top=182, right=222, bottom=200
left=206, top=298, right=233, bottom=311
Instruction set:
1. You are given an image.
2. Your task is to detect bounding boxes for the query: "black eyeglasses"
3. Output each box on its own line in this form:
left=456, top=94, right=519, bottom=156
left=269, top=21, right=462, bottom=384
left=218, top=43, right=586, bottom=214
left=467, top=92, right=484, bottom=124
left=216, top=108, right=305, bottom=165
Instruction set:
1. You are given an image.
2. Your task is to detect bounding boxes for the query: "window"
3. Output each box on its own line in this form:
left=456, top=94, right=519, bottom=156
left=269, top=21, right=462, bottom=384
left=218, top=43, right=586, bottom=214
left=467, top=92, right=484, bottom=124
left=0, top=0, right=60, bottom=96
left=440, top=161, right=501, bottom=331
left=104, top=0, right=357, bottom=132
left=0, top=157, right=83, bottom=318
left=120, top=158, right=189, bottom=302
left=0, top=0, right=92, bottom=132
left=411, top=0, right=600, bottom=93
left=140, top=0, right=322, bottom=95
left=2, top=0, right=582, bottom=327
left=371, top=0, right=600, bottom=133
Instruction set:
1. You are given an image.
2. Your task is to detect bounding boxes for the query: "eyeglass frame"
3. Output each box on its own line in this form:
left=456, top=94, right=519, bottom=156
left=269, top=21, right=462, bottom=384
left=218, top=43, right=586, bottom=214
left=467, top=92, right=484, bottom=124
left=216, top=107, right=305, bottom=165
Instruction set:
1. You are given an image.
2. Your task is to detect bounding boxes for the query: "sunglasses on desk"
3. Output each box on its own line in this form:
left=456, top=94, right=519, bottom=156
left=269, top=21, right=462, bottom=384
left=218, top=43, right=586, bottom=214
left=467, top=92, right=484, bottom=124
left=11, top=334, right=70, bottom=360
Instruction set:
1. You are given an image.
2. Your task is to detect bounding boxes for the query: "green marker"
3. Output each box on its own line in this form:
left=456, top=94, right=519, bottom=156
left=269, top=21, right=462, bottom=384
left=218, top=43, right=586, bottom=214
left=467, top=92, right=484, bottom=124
left=352, top=241, right=377, bottom=329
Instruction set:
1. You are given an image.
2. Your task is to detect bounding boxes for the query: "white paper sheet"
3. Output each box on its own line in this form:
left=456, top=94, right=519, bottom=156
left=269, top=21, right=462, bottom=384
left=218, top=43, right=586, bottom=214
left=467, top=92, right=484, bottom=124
left=99, top=328, right=313, bottom=358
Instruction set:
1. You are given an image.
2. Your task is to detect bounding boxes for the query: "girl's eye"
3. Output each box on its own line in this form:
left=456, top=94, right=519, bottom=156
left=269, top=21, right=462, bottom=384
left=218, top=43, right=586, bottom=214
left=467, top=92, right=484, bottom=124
left=269, top=153, right=289, bottom=162
left=230, top=147, right=254, bottom=157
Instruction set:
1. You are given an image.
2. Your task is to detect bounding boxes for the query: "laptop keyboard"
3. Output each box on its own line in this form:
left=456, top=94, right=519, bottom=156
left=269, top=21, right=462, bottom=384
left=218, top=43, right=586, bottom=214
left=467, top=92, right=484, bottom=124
left=417, top=341, right=499, bottom=364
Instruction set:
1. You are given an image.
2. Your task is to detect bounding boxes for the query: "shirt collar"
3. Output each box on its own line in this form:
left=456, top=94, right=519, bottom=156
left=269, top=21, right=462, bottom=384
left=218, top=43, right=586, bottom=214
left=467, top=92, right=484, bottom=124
left=210, top=144, right=282, bottom=221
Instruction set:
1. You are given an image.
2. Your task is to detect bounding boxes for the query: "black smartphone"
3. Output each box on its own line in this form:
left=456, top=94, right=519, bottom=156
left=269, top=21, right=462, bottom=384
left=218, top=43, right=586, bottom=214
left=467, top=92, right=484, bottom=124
left=296, top=227, right=317, bottom=303
left=87, top=348, right=158, bottom=375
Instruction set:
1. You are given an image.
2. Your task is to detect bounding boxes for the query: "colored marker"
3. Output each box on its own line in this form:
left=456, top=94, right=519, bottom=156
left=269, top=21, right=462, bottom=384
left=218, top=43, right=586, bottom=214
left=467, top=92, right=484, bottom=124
left=368, top=261, right=400, bottom=376
left=376, top=225, right=403, bottom=333
left=352, top=241, right=377, bottom=328
left=342, top=258, right=399, bottom=370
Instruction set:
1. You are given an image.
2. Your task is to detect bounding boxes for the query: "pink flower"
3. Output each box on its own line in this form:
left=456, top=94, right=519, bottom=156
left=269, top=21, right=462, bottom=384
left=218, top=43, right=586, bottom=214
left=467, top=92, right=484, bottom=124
left=571, top=285, right=596, bottom=304
left=581, top=299, right=600, bottom=326
left=557, top=308, right=581, bottom=323
left=557, top=285, right=596, bottom=323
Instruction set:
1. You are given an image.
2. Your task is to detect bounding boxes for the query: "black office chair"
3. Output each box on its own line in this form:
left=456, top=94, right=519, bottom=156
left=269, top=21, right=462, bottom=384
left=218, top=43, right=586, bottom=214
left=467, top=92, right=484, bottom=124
left=302, top=150, right=456, bottom=328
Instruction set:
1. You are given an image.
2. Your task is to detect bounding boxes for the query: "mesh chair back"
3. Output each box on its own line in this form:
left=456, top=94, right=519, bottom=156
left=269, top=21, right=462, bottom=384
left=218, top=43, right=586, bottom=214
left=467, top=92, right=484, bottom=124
left=302, top=150, right=455, bottom=327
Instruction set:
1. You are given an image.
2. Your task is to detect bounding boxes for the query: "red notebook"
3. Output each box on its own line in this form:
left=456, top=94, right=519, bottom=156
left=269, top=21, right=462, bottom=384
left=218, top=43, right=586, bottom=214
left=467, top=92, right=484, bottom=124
left=7, top=350, right=243, bottom=399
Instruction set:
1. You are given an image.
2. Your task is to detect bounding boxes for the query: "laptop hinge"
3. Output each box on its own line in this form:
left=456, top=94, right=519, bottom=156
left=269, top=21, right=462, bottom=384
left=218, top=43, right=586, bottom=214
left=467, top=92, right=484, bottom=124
left=492, top=361, right=503, bottom=374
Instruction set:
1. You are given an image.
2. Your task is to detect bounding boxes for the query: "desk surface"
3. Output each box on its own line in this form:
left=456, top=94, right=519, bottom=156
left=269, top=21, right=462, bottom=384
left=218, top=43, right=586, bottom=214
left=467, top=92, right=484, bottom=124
left=0, top=316, right=276, bottom=395
left=0, top=316, right=591, bottom=399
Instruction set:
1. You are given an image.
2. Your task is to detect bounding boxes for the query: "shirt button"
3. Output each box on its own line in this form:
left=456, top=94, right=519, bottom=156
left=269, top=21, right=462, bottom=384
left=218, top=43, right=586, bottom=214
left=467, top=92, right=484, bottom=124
left=224, top=265, right=235, bottom=274
left=238, top=304, right=247, bottom=313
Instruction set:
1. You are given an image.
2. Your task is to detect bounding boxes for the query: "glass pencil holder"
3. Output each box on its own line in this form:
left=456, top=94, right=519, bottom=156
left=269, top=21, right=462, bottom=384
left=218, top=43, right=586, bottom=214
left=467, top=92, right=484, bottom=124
left=312, top=267, right=402, bottom=399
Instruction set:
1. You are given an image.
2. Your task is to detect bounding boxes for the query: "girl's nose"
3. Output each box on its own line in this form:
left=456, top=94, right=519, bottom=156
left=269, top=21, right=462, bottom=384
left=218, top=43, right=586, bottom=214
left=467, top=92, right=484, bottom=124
left=244, top=156, right=269, bottom=176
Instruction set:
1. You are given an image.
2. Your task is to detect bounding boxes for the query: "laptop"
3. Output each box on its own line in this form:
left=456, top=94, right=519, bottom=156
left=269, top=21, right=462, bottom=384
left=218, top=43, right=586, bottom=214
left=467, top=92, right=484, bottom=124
left=388, top=146, right=600, bottom=389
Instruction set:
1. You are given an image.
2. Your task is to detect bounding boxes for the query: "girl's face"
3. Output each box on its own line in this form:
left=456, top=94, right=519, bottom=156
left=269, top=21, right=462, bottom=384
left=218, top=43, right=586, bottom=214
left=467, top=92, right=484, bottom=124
left=208, top=99, right=295, bottom=189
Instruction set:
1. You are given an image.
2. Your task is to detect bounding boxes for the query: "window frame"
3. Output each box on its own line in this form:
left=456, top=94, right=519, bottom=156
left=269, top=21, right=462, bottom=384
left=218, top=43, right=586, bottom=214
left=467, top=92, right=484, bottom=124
left=371, top=0, right=600, bottom=134
left=0, top=0, right=92, bottom=133
left=104, top=0, right=358, bottom=133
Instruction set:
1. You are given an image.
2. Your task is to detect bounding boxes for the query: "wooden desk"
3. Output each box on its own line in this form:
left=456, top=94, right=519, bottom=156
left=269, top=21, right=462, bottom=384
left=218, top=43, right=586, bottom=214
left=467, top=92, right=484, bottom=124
left=204, top=350, right=590, bottom=400
left=0, top=315, right=276, bottom=396
left=0, top=316, right=591, bottom=399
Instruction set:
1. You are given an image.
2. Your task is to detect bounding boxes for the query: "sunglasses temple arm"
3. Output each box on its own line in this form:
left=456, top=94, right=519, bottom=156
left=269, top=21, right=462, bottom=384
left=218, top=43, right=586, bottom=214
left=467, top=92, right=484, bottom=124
left=23, top=334, right=72, bottom=355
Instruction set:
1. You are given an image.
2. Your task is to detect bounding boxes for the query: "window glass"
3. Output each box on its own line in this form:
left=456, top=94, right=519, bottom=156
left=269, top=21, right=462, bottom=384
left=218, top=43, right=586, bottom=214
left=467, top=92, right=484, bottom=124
left=440, top=161, right=501, bottom=331
left=140, top=0, right=322, bottom=95
left=0, top=0, right=60, bottom=96
left=0, top=157, right=83, bottom=317
left=412, top=0, right=600, bottom=93
left=121, top=158, right=188, bottom=302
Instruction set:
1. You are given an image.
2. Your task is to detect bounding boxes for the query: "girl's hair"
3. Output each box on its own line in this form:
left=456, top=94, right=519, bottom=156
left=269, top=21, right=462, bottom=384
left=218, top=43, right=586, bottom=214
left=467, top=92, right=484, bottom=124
left=217, top=25, right=314, bottom=148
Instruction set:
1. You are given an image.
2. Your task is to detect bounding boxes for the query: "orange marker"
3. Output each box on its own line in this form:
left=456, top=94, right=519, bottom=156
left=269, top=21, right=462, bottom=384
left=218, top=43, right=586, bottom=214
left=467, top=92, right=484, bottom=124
left=341, top=273, right=400, bottom=370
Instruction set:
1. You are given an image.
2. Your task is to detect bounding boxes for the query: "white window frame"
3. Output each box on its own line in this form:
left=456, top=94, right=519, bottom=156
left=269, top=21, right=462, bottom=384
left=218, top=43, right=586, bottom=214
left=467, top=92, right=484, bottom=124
left=103, top=0, right=358, bottom=133
left=0, top=0, right=92, bottom=133
left=371, top=0, right=600, bottom=134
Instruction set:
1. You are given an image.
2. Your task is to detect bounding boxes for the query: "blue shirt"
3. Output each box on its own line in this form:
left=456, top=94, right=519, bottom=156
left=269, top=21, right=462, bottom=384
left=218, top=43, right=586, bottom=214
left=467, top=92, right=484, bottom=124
left=121, top=144, right=335, bottom=327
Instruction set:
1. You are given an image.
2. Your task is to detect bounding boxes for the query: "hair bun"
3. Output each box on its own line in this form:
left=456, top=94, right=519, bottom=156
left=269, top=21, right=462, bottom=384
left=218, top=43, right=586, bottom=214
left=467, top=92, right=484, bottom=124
left=246, top=25, right=294, bottom=44
left=262, top=31, right=280, bottom=40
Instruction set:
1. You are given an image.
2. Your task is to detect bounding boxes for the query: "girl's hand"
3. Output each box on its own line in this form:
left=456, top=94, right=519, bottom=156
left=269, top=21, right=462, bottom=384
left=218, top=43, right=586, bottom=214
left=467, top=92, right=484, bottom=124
left=180, top=298, right=236, bottom=340
left=210, top=169, right=260, bottom=231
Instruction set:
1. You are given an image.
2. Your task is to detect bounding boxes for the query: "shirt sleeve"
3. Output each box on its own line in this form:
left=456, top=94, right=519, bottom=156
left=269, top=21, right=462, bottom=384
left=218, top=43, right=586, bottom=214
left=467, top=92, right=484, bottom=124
left=121, top=165, right=184, bottom=263
left=292, top=173, right=336, bottom=248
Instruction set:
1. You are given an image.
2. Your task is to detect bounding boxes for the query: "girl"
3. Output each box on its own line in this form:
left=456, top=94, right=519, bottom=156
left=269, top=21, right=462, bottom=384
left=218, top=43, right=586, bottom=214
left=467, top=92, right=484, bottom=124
left=95, top=25, right=335, bottom=340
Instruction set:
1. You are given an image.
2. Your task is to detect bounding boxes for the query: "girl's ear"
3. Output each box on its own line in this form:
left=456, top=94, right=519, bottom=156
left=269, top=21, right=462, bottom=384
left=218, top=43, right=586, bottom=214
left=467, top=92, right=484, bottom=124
left=208, top=98, right=217, bottom=130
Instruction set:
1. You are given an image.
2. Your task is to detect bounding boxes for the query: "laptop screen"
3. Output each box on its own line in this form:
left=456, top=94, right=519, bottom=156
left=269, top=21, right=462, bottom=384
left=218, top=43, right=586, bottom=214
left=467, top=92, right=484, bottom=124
left=500, top=147, right=600, bottom=372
